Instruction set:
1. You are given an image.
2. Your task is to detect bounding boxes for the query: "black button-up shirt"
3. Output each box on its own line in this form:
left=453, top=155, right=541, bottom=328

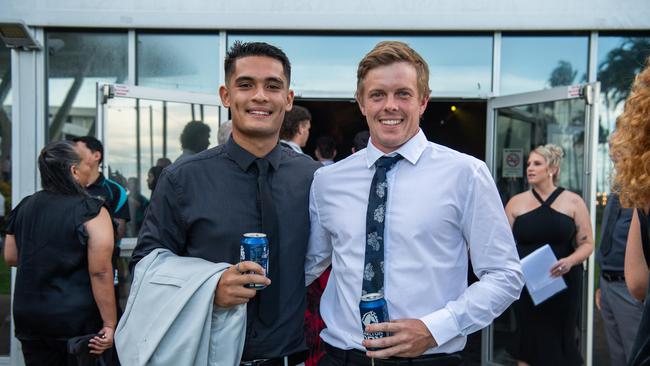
left=132, top=137, right=320, bottom=360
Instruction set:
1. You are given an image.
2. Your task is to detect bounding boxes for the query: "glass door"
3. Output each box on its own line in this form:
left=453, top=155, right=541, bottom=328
left=482, top=83, right=600, bottom=366
left=96, top=83, right=223, bottom=248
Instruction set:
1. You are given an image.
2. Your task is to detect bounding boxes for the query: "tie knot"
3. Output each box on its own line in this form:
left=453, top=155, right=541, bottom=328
left=255, top=158, right=270, bottom=176
left=375, top=154, right=403, bottom=170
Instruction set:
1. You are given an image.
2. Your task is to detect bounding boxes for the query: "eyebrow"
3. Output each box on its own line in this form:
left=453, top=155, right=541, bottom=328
left=233, top=75, right=286, bottom=86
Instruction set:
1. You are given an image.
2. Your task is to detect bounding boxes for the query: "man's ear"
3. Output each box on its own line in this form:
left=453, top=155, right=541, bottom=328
left=219, top=85, right=231, bottom=108
left=285, top=89, right=294, bottom=112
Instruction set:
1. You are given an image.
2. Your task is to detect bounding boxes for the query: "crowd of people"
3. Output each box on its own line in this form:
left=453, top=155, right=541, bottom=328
left=3, top=40, right=650, bottom=366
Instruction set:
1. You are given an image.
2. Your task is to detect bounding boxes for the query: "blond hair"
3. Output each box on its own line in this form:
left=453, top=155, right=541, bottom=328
left=610, top=56, right=650, bottom=208
left=356, top=41, right=431, bottom=101
left=532, top=144, right=564, bottom=185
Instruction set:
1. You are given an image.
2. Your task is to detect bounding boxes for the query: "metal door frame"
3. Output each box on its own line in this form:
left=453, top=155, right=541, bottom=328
left=482, top=82, right=600, bottom=366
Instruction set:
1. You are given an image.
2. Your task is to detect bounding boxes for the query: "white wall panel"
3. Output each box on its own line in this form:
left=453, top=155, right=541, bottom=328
left=1, top=0, right=648, bottom=30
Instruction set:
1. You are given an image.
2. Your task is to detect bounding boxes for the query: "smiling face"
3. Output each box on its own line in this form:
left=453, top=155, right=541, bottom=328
left=219, top=56, right=294, bottom=144
left=357, top=62, right=428, bottom=154
left=526, top=151, right=556, bottom=185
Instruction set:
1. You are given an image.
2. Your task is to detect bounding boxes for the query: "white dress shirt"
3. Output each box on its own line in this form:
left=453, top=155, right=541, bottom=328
left=280, top=139, right=303, bottom=154
left=305, top=130, right=523, bottom=354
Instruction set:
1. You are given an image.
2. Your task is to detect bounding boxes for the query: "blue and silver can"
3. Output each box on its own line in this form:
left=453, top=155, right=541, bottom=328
left=240, top=233, right=269, bottom=289
left=359, top=293, right=390, bottom=348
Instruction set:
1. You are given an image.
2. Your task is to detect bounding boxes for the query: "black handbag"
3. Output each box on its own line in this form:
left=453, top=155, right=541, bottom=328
left=67, top=334, right=111, bottom=366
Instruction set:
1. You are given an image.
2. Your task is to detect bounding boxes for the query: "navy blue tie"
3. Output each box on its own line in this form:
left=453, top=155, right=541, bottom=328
left=362, top=155, right=403, bottom=296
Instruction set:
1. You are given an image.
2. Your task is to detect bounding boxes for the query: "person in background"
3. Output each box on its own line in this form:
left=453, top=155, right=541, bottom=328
left=306, top=41, right=523, bottom=366
left=595, top=193, right=643, bottom=365
left=315, top=136, right=337, bottom=166
left=218, top=120, right=233, bottom=145
left=126, top=177, right=149, bottom=238
left=4, top=140, right=116, bottom=365
left=72, top=136, right=130, bottom=241
left=280, top=105, right=311, bottom=154
left=155, top=157, right=172, bottom=168
left=177, top=120, right=211, bottom=161
left=351, top=130, right=370, bottom=154
left=146, top=166, right=164, bottom=194
left=609, top=56, right=650, bottom=366
left=505, top=144, right=594, bottom=366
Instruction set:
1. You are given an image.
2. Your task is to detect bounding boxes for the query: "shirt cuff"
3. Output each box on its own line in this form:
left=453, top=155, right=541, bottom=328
left=420, top=307, right=460, bottom=347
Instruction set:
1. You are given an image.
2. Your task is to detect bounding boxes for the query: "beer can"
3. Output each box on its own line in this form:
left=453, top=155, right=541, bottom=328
left=359, top=293, right=390, bottom=349
left=240, top=233, right=269, bottom=290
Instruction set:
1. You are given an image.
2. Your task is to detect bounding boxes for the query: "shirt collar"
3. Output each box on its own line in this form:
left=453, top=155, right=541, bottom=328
left=88, top=172, right=105, bottom=188
left=280, top=140, right=303, bottom=154
left=365, top=129, right=428, bottom=168
left=224, top=136, right=282, bottom=172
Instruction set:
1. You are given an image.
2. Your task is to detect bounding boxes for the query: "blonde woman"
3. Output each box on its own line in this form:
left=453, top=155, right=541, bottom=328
left=610, top=56, right=650, bottom=366
left=504, top=144, right=594, bottom=366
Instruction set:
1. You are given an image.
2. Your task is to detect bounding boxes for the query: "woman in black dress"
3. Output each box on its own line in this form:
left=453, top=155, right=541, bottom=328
left=609, top=57, right=650, bottom=366
left=504, top=144, right=594, bottom=366
left=3, top=141, right=116, bottom=365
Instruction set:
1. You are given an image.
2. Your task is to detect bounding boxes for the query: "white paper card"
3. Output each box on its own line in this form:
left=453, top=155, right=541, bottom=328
left=520, top=244, right=567, bottom=305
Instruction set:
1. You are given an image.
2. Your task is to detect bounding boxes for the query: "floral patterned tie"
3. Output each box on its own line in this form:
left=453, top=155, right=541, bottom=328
left=362, top=154, right=403, bottom=296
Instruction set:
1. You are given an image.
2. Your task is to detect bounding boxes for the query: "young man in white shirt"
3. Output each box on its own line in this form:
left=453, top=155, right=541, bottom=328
left=305, top=41, right=523, bottom=365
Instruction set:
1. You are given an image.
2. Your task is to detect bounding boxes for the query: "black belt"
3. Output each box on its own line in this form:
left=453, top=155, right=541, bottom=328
left=240, top=351, right=307, bottom=366
left=602, top=270, right=625, bottom=282
left=324, top=343, right=463, bottom=366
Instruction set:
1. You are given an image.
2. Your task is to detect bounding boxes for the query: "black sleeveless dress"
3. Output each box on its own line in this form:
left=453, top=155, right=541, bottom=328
left=6, top=191, right=105, bottom=340
left=508, top=187, right=583, bottom=365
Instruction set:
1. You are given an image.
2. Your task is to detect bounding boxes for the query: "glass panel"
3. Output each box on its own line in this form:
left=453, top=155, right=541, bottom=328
left=596, top=36, right=650, bottom=195
left=229, top=34, right=492, bottom=95
left=501, top=35, right=589, bottom=95
left=47, top=32, right=128, bottom=141
left=494, top=98, right=586, bottom=204
left=137, top=33, right=220, bottom=94
left=104, top=98, right=220, bottom=237
left=0, top=40, right=11, bottom=356
left=490, top=97, right=587, bottom=365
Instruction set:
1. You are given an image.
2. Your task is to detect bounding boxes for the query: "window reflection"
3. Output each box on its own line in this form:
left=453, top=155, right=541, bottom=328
left=104, top=98, right=220, bottom=237
left=47, top=32, right=128, bottom=141
left=495, top=99, right=586, bottom=204
left=0, top=40, right=11, bottom=356
left=596, top=35, right=650, bottom=195
left=229, top=34, right=492, bottom=95
left=501, top=35, right=589, bottom=95
left=137, top=33, right=220, bottom=94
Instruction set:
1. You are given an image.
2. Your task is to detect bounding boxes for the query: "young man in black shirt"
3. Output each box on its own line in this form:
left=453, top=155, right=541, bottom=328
left=133, top=41, right=320, bottom=365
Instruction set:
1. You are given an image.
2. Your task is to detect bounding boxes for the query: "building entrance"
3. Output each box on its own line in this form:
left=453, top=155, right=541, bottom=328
left=296, top=99, right=487, bottom=161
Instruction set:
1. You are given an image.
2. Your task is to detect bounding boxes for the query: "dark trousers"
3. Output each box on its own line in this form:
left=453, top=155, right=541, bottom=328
left=21, top=339, right=76, bottom=366
left=319, top=344, right=463, bottom=366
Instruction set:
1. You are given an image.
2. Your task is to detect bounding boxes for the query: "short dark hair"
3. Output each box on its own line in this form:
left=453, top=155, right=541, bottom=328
left=224, top=41, right=291, bottom=86
left=180, top=121, right=211, bottom=152
left=72, top=135, right=104, bottom=164
left=280, top=105, right=311, bottom=140
left=316, top=136, right=337, bottom=160
left=39, top=140, right=87, bottom=196
left=352, top=130, right=370, bottom=152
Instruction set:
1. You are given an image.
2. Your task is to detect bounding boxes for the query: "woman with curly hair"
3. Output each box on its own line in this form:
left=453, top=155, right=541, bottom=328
left=610, top=56, right=650, bottom=366
left=505, top=143, right=594, bottom=366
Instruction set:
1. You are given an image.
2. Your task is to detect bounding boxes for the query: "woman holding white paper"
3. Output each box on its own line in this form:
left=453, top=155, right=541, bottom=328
left=504, top=143, right=594, bottom=366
